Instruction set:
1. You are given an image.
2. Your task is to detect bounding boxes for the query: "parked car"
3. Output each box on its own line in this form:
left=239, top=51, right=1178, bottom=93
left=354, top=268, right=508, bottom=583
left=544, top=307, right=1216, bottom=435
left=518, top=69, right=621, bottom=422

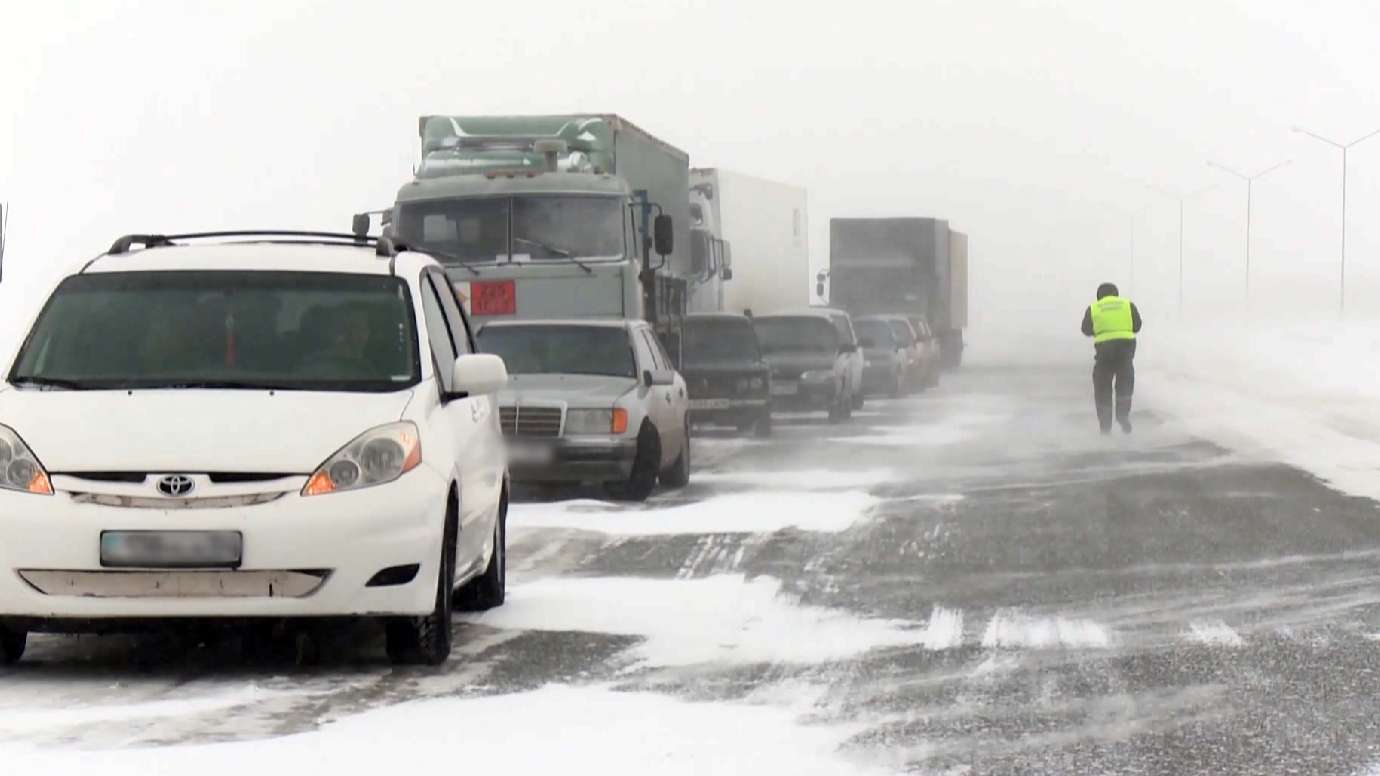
left=854, top=316, right=909, bottom=397
left=907, top=316, right=942, bottom=388
left=680, top=313, right=772, bottom=436
left=814, top=306, right=867, bottom=409
left=753, top=308, right=862, bottom=422
left=476, top=319, right=690, bottom=501
left=0, top=231, right=511, bottom=667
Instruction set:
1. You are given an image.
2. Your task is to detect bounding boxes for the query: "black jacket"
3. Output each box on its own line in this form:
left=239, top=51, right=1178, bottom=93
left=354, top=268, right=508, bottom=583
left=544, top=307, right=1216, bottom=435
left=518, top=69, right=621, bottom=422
left=1081, top=300, right=1143, bottom=337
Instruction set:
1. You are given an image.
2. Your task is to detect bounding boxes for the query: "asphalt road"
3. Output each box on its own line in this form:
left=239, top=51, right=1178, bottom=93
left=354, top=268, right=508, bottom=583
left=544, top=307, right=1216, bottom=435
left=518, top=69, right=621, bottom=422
left=6, top=366, right=1380, bottom=774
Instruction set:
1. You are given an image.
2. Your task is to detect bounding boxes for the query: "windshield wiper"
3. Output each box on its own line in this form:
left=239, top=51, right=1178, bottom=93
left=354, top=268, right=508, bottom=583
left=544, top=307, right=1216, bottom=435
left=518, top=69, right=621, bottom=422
left=514, top=237, right=592, bottom=274
left=415, top=246, right=484, bottom=276
left=10, top=376, right=95, bottom=391
left=127, top=380, right=300, bottom=391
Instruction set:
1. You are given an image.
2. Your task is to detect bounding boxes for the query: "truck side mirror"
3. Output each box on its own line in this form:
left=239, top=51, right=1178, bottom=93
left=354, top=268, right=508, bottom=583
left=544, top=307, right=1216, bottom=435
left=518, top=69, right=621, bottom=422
left=720, top=243, right=733, bottom=280
left=816, top=281, right=825, bottom=298
left=722, top=267, right=734, bottom=281
left=654, top=215, right=674, bottom=257
left=351, top=213, right=371, bottom=238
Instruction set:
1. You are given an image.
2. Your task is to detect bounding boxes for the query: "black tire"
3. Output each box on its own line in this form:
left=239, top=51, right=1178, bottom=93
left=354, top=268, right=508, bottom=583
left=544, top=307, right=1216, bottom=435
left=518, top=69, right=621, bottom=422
left=0, top=624, right=25, bottom=666
left=457, top=492, right=507, bottom=611
left=605, top=425, right=659, bottom=501
left=661, top=420, right=691, bottom=488
left=386, top=499, right=456, bottom=666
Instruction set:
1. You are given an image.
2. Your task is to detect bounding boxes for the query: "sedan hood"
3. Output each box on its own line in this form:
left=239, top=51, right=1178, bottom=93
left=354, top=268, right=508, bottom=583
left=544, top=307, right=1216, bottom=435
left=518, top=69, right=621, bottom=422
left=0, top=388, right=416, bottom=473
left=762, top=351, right=836, bottom=372
left=501, top=373, right=638, bottom=406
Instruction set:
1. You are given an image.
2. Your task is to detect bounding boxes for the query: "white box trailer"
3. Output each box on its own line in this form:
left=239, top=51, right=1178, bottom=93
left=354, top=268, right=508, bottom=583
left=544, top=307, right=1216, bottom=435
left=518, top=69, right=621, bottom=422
left=689, top=169, right=809, bottom=315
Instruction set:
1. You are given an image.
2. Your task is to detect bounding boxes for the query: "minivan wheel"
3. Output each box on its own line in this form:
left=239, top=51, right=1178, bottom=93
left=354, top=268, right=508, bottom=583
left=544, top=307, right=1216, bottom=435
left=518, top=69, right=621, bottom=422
left=0, top=623, right=26, bottom=665
left=457, top=492, right=507, bottom=611
left=386, top=502, right=456, bottom=666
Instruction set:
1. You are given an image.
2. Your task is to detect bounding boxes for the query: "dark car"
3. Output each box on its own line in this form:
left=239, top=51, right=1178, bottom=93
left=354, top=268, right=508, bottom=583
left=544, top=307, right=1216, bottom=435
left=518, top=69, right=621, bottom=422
left=680, top=313, right=772, bottom=436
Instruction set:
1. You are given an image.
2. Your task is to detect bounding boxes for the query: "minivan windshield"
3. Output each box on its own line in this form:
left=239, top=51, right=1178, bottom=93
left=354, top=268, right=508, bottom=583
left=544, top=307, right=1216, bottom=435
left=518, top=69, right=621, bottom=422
left=396, top=195, right=625, bottom=264
left=753, top=317, right=840, bottom=354
left=477, top=324, right=635, bottom=378
left=10, top=271, right=420, bottom=392
left=683, top=319, right=761, bottom=364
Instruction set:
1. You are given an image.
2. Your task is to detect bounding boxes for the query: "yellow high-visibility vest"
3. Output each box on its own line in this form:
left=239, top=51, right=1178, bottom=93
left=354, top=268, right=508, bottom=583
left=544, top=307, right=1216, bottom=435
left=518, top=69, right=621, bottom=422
left=1090, top=296, right=1135, bottom=343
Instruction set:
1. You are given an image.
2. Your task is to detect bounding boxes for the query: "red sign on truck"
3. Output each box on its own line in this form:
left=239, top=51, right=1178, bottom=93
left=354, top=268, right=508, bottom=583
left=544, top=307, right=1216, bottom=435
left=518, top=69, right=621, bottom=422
left=468, top=280, right=517, bottom=317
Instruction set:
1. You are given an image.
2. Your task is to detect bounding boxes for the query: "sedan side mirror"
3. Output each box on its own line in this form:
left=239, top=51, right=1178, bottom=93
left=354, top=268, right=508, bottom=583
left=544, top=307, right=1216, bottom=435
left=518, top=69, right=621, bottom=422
left=452, top=354, right=508, bottom=397
left=644, top=369, right=676, bottom=387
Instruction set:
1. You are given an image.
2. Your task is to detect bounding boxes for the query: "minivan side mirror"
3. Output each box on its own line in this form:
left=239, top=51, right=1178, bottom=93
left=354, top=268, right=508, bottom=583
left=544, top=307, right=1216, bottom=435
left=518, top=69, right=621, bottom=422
left=653, top=215, right=674, bottom=257
left=644, top=368, right=676, bottom=387
left=451, top=354, right=508, bottom=398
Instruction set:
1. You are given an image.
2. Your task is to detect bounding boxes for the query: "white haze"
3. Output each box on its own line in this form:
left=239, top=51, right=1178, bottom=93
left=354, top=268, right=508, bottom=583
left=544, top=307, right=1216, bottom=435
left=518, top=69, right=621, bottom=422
left=5, top=0, right=1380, bottom=361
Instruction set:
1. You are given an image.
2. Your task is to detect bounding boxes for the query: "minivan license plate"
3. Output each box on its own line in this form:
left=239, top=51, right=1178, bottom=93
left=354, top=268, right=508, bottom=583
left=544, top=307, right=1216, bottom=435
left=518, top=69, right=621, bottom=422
left=100, top=531, right=243, bottom=569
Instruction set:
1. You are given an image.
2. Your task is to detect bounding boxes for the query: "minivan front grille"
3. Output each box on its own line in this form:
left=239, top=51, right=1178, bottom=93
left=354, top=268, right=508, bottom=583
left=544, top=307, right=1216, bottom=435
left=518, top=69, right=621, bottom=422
left=499, top=405, right=563, bottom=438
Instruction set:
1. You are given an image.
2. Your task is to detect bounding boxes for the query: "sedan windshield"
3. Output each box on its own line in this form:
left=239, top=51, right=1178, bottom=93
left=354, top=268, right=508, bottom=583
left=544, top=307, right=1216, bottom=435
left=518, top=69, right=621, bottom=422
left=10, top=272, right=419, bottom=392
left=682, top=320, right=761, bottom=365
left=855, top=320, right=896, bottom=348
left=753, top=317, right=839, bottom=354
left=889, top=320, right=916, bottom=346
left=478, top=325, right=635, bottom=378
left=396, top=195, right=625, bottom=265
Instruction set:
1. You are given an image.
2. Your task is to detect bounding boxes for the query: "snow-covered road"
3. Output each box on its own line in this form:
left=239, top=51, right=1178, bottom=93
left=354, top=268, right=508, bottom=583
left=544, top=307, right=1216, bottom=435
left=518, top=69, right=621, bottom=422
left=6, top=366, right=1380, bottom=775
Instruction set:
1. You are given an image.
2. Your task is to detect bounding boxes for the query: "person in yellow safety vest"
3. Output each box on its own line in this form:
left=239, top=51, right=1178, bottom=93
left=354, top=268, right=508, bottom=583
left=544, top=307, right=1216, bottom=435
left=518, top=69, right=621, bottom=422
left=1080, top=282, right=1143, bottom=434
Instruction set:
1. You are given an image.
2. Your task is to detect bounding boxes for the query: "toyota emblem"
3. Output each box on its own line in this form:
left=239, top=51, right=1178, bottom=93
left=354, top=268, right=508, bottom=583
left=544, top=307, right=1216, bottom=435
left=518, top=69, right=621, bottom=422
left=155, top=474, right=195, bottom=497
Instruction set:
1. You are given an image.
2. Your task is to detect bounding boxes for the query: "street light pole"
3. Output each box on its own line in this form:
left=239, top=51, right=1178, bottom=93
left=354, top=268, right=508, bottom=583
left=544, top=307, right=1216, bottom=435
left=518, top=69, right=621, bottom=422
left=1291, top=125, right=1380, bottom=315
left=1146, top=184, right=1213, bottom=316
left=1207, top=159, right=1291, bottom=305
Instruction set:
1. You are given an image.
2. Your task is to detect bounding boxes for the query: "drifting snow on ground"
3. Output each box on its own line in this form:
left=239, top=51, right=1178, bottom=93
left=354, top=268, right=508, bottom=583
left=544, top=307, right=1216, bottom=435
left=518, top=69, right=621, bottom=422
left=0, top=684, right=293, bottom=736
left=0, top=684, right=884, bottom=776
left=509, top=490, right=881, bottom=535
left=1144, top=321, right=1380, bottom=500
left=464, top=574, right=915, bottom=667
left=979, top=609, right=1113, bottom=649
left=692, top=468, right=899, bottom=491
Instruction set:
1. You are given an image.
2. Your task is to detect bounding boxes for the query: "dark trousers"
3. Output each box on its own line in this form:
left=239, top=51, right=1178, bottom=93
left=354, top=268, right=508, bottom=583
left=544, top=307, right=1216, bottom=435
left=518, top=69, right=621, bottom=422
left=1092, top=339, right=1136, bottom=431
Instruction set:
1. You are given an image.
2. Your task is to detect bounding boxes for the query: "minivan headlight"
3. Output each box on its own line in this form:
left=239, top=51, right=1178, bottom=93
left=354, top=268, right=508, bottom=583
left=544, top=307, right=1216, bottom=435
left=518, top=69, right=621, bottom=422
left=303, top=422, right=421, bottom=496
left=0, top=425, right=52, bottom=495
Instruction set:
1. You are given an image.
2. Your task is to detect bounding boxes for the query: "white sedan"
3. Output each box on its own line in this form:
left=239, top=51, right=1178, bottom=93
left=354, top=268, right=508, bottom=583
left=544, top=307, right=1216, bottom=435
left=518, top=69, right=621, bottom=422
left=0, top=231, right=509, bottom=665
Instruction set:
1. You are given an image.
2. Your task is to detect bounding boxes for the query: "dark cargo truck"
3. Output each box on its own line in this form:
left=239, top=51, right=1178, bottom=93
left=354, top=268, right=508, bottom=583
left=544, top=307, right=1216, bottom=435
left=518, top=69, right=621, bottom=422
left=826, top=217, right=968, bottom=369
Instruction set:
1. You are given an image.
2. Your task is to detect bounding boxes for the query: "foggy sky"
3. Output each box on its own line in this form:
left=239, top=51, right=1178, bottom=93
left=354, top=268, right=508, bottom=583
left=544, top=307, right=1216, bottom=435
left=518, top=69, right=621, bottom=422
left=5, top=0, right=1380, bottom=357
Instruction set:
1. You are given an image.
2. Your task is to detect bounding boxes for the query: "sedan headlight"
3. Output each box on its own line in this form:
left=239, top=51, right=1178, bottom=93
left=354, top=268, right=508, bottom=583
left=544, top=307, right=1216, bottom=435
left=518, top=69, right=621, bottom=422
left=0, top=425, right=52, bottom=495
left=566, top=408, right=629, bottom=435
left=801, top=370, right=833, bottom=383
left=303, top=422, right=421, bottom=496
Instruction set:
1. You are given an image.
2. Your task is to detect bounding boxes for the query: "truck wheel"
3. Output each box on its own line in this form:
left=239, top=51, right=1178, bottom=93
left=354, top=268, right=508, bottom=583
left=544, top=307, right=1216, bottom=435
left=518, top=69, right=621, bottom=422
left=385, top=500, right=457, bottom=666
left=0, top=624, right=25, bottom=665
left=605, top=425, right=659, bottom=501
left=660, top=419, right=691, bottom=489
left=456, top=490, right=507, bottom=611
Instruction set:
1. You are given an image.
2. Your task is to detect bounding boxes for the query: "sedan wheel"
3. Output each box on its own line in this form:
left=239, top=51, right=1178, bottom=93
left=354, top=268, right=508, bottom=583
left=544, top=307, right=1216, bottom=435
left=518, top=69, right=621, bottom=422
left=0, top=624, right=26, bottom=666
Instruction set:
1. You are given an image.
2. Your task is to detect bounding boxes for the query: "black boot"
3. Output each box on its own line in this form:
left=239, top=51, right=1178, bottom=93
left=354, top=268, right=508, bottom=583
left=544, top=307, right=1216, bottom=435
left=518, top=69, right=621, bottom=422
left=1116, top=397, right=1132, bottom=434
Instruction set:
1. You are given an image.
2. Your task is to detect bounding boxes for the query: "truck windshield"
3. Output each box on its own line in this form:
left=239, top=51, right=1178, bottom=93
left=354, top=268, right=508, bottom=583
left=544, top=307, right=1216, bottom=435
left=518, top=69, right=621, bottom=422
left=855, top=320, right=896, bottom=348
left=477, top=324, right=635, bottom=378
left=753, top=317, right=839, bottom=354
left=10, top=271, right=420, bottom=392
left=396, top=195, right=625, bottom=265
left=683, top=319, right=761, bottom=364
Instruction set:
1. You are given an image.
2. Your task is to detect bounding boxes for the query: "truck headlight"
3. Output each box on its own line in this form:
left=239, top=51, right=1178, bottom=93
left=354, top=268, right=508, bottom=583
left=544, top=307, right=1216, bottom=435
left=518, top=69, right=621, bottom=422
left=0, top=425, right=52, bottom=495
left=304, top=422, right=421, bottom=496
left=567, top=408, right=629, bottom=435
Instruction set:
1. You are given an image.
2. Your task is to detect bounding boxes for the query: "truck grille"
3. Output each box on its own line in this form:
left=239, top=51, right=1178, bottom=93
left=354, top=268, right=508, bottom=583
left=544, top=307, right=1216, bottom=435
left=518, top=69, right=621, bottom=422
left=499, top=405, right=563, bottom=437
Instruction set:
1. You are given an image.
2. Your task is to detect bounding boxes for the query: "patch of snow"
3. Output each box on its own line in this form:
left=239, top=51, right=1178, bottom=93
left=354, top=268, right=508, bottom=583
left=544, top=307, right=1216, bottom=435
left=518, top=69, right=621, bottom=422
left=844, top=410, right=1010, bottom=448
left=0, top=684, right=290, bottom=736
left=463, top=574, right=914, bottom=666
left=979, top=609, right=1112, bottom=649
left=0, top=684, right=884, bottom=776
left=1144, top=321, right=1380, bottom=501
left=919, top=606, right=965, bottom=650
left=509, top=490, right=880, bottom=535
left=693, top=468, right=897, bottom=490
left=1187, top=619, right=1245, bottom=647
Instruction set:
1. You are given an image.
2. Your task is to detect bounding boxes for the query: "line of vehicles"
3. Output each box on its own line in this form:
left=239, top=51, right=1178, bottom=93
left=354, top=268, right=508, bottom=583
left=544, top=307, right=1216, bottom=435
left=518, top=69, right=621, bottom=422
left=0, top=113, right=969, bottom=665
left=367, top=113, right=970, bottom=497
